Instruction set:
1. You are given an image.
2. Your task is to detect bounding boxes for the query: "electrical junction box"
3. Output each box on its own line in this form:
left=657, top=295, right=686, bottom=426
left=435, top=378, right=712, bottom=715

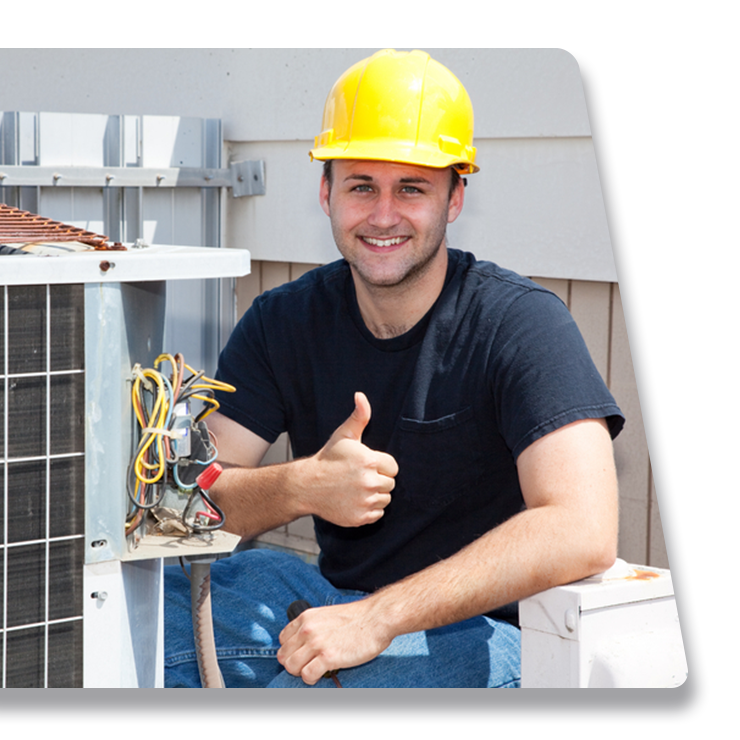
left=519, top=559, right=687, bottom=688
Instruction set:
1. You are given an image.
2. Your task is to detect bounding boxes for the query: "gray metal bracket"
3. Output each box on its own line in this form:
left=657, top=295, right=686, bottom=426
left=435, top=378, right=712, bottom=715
left=230, top=160, right=266, bottom=197
left=0, top=160, right=265, bottom=198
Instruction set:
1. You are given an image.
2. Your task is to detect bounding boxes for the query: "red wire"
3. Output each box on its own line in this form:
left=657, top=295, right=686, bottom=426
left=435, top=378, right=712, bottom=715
left=195, top=490, right=222, bottom=524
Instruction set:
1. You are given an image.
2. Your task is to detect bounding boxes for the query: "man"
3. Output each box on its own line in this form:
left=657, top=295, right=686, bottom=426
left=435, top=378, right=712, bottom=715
left=164, top=49, right=624, bottom=688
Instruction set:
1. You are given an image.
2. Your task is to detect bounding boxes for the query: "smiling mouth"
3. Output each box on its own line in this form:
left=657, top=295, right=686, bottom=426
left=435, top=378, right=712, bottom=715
left=361, top=236, right=409, bottom=248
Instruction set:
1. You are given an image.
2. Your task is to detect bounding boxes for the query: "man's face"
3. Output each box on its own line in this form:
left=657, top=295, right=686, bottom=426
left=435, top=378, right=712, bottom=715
left=319, top=159, right=464, bottom=292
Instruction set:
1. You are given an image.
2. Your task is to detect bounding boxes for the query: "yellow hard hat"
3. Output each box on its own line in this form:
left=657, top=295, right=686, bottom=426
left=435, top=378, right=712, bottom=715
left=310, top=49, right=478, bottom=174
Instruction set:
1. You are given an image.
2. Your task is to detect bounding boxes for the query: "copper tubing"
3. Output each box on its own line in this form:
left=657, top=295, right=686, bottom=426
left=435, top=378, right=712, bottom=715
left=0, top=203, right=125, bottom=249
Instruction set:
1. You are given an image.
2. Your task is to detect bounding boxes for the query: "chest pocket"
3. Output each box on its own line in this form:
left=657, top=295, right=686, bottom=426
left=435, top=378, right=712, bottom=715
left=394, top=406, right=484, bottom=510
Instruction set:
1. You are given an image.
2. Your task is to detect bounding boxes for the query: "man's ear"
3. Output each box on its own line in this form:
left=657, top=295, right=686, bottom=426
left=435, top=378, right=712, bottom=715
left=319, top=174, right=331, bottom=217
left=447, top=176, right=465, bottom=224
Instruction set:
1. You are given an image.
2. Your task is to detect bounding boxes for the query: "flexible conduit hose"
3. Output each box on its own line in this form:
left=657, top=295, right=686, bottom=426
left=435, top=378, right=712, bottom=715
left=190, top=561, right=225, bottom=688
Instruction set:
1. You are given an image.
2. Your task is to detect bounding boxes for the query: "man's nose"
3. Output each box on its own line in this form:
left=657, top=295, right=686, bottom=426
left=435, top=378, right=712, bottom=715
left=367, top=191, right=402, bottom=229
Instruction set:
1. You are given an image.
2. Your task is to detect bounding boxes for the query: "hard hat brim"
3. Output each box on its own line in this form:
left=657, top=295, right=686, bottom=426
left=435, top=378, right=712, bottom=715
left=309, top=139, right=479, bottom=174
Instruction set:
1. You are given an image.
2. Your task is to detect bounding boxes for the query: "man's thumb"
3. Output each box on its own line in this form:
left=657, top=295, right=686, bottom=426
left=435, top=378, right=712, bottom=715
left=339, top=391, right=371, bottom=441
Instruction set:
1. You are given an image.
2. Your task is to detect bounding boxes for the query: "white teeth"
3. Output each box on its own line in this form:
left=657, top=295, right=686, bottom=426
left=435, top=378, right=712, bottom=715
left=363, top=236, right=405, bottom=246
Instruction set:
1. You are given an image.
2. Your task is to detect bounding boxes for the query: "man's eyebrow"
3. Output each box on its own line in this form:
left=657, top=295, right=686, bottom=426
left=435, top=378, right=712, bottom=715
left=341, top=174, right=433, bottom=185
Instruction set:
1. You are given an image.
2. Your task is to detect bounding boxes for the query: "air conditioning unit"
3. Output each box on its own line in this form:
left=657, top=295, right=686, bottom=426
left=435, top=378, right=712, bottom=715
left=1, top=244, right=249, bottom=687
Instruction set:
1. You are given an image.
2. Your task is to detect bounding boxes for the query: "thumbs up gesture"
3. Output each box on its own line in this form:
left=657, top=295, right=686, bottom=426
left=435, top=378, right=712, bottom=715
left=304, top=392, right=398, bottom=528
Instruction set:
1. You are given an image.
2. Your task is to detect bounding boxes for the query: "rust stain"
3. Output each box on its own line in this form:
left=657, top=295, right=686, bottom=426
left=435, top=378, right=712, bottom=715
left=627, top=569, right=660, bottom=581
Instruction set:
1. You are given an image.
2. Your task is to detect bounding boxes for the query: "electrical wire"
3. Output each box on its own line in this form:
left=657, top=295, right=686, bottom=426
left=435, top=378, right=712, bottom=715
left=125, top=353, right=235, bottom=536
left=183, top=488, right=226, bottom=534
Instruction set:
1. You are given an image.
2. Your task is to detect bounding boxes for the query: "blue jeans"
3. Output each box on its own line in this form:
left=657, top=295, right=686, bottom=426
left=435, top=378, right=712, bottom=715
left=164, top=548, right=521, bottom=688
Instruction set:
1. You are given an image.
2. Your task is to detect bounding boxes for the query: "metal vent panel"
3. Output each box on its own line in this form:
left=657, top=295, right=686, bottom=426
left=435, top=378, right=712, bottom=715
left=1, top=283, right=85, bottom=687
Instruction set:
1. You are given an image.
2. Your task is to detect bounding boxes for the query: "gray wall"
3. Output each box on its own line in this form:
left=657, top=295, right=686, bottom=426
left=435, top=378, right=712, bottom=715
left=0, top=48, right=691, bottom=286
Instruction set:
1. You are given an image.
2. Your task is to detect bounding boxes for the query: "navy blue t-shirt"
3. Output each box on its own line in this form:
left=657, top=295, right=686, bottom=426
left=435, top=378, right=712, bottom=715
left=215, top=249, right=624, bottom=608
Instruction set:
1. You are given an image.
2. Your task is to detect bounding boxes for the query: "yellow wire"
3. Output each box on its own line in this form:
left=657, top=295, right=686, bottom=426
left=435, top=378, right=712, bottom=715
left=155, top=353, right=180, bottom=393
left=129, top=355, right=235, bottom=487
left=189, top=393, right=220, bottom=421
left=131, top=367, right=169, bottom=484
left=182, top=361, right=235, bottom=394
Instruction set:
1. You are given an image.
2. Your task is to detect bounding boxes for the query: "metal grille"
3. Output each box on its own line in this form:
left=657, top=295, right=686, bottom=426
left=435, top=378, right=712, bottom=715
left=1, top=283, right=85, bottom=687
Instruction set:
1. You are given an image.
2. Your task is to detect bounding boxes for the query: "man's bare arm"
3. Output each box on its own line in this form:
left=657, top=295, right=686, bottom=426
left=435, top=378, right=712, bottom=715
left=277, top=417, right=618, bottom=684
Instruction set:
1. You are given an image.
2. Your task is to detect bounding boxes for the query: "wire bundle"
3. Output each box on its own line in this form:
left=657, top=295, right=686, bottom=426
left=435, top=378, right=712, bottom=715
left=125, top=353, right=235, bottom=536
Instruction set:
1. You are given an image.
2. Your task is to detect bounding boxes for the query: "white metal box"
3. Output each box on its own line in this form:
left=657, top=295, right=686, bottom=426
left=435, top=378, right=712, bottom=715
left=519, top=559, right=687, bottom=688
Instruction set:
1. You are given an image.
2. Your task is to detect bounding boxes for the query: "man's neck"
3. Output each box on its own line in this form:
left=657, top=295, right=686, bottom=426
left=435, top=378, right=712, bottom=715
left=352, top=248, right=448, bottom=339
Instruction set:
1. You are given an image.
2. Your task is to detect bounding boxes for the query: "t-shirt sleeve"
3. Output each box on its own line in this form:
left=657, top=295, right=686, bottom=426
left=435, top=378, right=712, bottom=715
left=490, top=288, right=624, bottom=460
left=213, top=298, right=287, bottom=444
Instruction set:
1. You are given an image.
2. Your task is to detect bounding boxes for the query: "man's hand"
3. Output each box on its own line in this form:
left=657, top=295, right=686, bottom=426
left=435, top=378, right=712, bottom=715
left=300, top=391, right=398, bottom=527
left=277, top=599, right=392, bottom=685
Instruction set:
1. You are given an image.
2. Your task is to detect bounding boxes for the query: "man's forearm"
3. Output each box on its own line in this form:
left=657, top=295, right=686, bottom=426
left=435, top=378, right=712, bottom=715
left=209, top=459, right=311, bottom=540
left=361, top=498, right=617, bottom=643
